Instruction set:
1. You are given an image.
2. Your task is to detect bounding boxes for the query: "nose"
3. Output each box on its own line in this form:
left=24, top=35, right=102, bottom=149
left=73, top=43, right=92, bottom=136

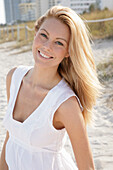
left=43, top=40, right=52, bottom=51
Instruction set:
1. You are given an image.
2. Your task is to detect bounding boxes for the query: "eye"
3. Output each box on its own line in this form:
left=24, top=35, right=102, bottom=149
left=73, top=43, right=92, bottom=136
left=40, top=33, right=47, bottom=38
left=55, top=41, right=63, bottom=46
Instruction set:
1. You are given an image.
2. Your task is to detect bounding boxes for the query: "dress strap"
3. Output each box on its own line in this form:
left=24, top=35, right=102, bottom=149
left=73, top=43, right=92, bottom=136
left=10, top=65, right=32, bottom=88
left=9, top=65, right=33, bottom=98
left=3, top=65, right=33, bottom=126
left=48, top=79, right=83, bottom=129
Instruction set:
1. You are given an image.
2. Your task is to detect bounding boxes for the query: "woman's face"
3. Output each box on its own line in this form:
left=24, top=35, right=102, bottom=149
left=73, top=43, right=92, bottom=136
left=32, top=17, right=70, bottom=69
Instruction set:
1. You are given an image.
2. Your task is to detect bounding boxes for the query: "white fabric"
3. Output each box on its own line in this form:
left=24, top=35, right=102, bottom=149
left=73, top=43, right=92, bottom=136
left=3, top=65, right=83, bottom=170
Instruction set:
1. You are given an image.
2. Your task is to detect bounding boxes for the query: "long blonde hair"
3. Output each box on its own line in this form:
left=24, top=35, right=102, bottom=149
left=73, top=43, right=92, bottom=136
left=35, top=6, right=101, bottom=124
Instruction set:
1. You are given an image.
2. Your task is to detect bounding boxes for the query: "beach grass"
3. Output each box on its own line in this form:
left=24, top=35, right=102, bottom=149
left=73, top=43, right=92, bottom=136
left=82, top=9, right=113, bottom=39
left=0, top=21, right=35, bottom=47
left=0, top=9, right=113, bottom=50
left=97, top=56, right=113, bottom=82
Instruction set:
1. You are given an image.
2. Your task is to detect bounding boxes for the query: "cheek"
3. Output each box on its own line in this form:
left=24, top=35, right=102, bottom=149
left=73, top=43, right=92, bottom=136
left=33, top=34, right=43, bottom=46
left=32, top=37, right=41, bottom=54
left=32, top=40, right=38, bottom=58
left=54, top=47, right=68, bottom=58
left=32, top=42, right=36, bottom=55
left=33, top=37, right=39, bottom=47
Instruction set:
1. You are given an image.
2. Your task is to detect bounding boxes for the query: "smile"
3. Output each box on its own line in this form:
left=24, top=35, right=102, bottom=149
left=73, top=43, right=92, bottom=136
left=38, top=51, right=53, bottom=59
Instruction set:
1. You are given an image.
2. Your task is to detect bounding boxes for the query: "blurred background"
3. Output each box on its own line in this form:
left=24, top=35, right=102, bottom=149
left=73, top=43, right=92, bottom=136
left=0, top=0, right=113, bottom=44
left=0, top=0, right=113, bottom=170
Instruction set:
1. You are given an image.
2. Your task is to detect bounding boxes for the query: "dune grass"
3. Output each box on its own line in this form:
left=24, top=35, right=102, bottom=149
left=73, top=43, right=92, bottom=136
left=0, top=21, right=35, bottom=49
left=97, top=56, right=113, bottom=82
left=0, top=9, right=113, bottom=50
left=82, top=9, right=113, bottom=39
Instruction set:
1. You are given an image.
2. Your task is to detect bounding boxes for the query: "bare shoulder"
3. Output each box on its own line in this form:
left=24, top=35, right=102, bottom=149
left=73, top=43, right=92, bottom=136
left=6, top=67, right=17, bottom=88
left=6, top=67, right=17, bottom=102
left=6, top=67, right=17, bottom=81
left=56, top=96, right=85, bottom=128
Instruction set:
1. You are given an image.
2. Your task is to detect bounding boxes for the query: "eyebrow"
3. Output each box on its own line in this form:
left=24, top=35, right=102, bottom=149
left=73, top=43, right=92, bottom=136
left=56, top=38, right=68, bottom=44
left=40, top=29, right=49, bottom=35
left=40, top=28, right=68, bottom=44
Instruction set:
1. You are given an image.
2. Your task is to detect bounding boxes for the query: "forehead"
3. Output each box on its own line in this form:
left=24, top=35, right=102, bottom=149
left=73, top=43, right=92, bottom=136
left=39, top=17, right=70, bottom=40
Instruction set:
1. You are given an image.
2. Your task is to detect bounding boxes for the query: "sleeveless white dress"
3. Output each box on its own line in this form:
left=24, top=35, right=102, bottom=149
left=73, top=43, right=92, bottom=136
left=3, top=65, right=83, bottom=170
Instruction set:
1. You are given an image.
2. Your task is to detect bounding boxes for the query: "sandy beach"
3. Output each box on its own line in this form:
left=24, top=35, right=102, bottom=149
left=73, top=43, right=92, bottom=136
left=0, top=39, right=113, bottom=169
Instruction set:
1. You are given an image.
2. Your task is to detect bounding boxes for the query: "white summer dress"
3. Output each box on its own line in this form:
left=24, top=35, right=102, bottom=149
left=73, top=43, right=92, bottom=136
left=3, top=65, right=83, bottom=170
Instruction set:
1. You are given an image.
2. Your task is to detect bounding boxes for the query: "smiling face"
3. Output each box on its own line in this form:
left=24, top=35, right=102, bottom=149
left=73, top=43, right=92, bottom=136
left=32, top=17, right=70, bottom=69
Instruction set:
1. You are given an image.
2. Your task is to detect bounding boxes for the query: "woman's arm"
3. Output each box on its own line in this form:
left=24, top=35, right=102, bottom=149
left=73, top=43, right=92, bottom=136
left=0, top=131, right=9, bottom=170
left=56, top=96, right=95, bottom=170
left=0, top=68, right=16, bottom=170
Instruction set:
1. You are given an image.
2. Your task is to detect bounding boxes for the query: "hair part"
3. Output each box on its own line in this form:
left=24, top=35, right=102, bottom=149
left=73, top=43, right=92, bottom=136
left=35, top=6, right=101, bottom=124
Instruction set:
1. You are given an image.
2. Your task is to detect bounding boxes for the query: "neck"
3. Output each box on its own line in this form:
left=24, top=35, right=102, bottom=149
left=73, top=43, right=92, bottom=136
left=28, top=64, right=61, bottom=89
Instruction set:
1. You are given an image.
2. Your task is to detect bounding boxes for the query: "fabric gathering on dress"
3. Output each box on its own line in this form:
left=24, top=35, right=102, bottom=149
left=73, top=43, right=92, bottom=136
left=3, top=65, right=83, bottom=170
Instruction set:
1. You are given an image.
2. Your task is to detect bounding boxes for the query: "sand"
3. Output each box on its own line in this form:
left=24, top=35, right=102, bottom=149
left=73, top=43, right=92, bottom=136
left=0, top=39, right=113, bottom=169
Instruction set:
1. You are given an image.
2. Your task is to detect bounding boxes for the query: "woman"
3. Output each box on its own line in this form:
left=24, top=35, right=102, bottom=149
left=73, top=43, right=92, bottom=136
left=0, top=5, right=100, bottom=170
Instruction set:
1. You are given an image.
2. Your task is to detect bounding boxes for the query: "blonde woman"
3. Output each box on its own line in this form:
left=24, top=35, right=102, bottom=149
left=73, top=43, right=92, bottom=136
left=0, top=6, right=100, bottom=170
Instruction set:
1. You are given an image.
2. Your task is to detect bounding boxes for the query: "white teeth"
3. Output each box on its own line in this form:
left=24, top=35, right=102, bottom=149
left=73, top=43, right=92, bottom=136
left=40, top=51, right=51, bottom=59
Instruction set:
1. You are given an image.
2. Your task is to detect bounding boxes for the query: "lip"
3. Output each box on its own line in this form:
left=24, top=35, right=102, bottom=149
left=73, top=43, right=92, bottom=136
left=38, top=50, right=53, bottom=60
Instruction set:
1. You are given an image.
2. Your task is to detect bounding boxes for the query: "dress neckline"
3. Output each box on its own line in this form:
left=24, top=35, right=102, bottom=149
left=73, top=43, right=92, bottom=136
left=11, top=66, right=64, bottom=125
